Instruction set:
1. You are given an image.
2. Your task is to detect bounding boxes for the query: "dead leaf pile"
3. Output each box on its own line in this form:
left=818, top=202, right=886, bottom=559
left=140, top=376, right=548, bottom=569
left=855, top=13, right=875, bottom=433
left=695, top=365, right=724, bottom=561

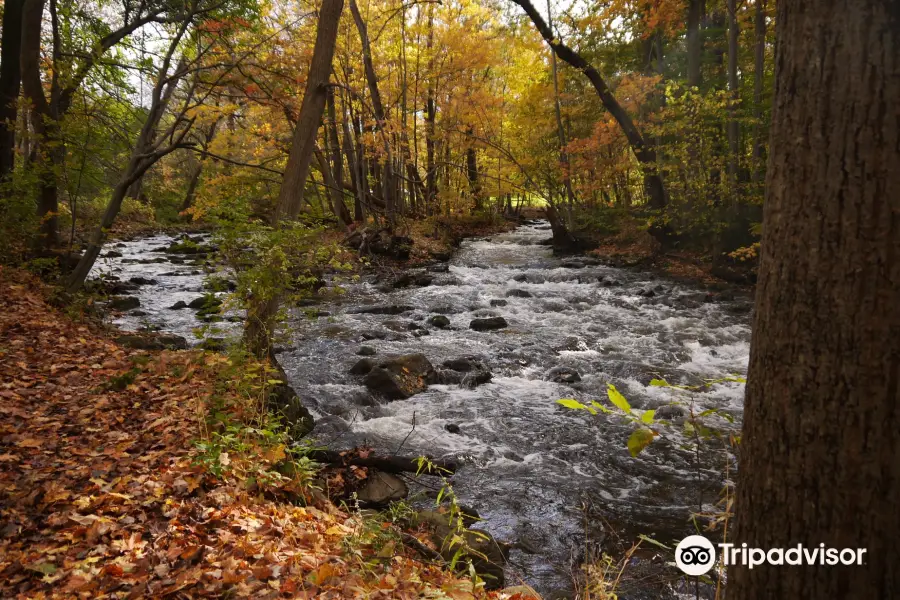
left=0, top=270, right=513, bottom=599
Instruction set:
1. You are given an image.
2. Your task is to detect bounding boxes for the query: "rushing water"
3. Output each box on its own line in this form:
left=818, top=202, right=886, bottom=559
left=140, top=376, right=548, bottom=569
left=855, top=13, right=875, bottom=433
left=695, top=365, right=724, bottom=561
left=94, top=222, right=752, bottom=598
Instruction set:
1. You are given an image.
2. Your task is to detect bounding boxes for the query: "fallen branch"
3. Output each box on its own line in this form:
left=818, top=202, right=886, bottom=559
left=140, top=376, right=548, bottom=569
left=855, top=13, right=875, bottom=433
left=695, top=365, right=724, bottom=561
left=308, top=450, right=457, bottom=475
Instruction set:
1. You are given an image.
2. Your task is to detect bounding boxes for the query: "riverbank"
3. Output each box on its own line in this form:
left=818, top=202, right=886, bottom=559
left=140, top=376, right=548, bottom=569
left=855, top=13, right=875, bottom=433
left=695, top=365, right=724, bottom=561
left=0, top=269, right=537, bottom=599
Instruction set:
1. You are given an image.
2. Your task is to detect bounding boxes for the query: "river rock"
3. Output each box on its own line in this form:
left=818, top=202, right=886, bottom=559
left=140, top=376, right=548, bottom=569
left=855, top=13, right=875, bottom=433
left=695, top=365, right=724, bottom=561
left=445, top=423, right=461, bottom=434
left=637, top=288, right=656, bottom=298
left=356, top=471, right=408, bottom=507
left=546, top=366, right=581, bottom=384
left=654, top=405, right=687, bottom=421
left=109, top=296, right=140, bottom=310
left=461, top=370, right=493, bottom=388
left=350, top=304, right=415, bottom=315
left=442, top=357, right=481, bottom=372
left=103, top=250, right=123, bottom=258
left=412, top=329, right=430, bottom=337
left=414, top=511, right=507, bottom=589
left=128, top=276, right=158, bottom=286
left=169, top=300, right=187, bottom=310
left=349, top=358, right=376, bottom=375
left=434, top=369, right=465, bottom=385
left=357, top=346, right=377, bottom=356
left=505, top=289, right=532, bottom=298
left=267, top=361, right=315, bottom=437
left=489, top=299, right=508, bottom=307
left=512, top=273, right=529, bottom=282
left=470, top=317, right=508, bottom=331
left=426, top=263, right=450, bottom=273
left=428, top=315, right=451, bottom=328
left=561, top=260, right=585, bottom=269
left=393, top=272, right=434, bottom=288
left=363, top=353, right=436, bottom=399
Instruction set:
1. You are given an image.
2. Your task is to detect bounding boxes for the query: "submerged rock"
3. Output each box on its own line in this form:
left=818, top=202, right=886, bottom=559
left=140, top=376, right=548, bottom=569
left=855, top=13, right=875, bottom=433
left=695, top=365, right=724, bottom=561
left=546, top=366, right=582, bottom=384
left=505, top=289, right=532, bottom=298
left=445, top=423, right=461, bottom=434
left=461, top=370, right=493, bottom=388
left=128, top=276, right=158, bottom=286
left=428, top=315, right=451, bottom=328
left=470, top=317, right=508, bottom=331
left=489, top=299, right=508, bottom=307
left=357, top=346, right=377, bottom=356
left=363, top=353, right=437, bottom=399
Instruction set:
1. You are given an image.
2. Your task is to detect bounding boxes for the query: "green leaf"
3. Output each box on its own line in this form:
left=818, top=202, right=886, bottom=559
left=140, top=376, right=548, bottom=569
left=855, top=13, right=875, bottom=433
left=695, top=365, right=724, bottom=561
left=607, top=384, right=632, bottom=414
left=557, top=399, right=587, bottom=410
left=641, top=409, right=656, bottom=424
left=591, top=400, right=614, bottom=414
left=627, top=428, right=655, bottom=457
left=648, top=378, right=669, bottom=387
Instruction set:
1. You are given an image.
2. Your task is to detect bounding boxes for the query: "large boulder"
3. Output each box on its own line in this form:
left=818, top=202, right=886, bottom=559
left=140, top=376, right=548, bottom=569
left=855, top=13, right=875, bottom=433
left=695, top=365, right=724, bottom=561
left=470, top=317, right=508, bottom=331
left=108, top=296, right=140, bottom=311
left=414, top=510, right=507, bottom=590
left=363, top=353, right=437, bottom=400
left=356, top=471, right=408, bottom=507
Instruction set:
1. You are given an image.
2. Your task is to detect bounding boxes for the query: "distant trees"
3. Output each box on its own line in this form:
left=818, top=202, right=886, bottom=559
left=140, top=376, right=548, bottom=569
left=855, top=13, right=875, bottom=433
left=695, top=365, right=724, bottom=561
left=730, top=0, right=900, bottom=596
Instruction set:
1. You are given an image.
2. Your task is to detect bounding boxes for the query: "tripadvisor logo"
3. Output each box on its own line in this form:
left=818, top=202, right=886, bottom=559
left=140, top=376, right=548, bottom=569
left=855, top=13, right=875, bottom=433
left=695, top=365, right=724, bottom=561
left=674, top=535, right=869, bottom=575
left=675, top=535, right=717, bottom=576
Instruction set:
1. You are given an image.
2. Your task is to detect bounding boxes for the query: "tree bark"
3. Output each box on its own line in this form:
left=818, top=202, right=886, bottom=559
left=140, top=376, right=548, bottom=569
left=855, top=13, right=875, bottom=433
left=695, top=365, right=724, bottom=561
left=0, top=0, right=24, bottom=181
left=751, top=0, right=768, bottom=183
left=729, top=1, right=900, bottom=597
left=726, top=0, right=740, bottom=184
left=510, top=0, right=667, bottom=210
left=273, top=0, right=343, bottom=221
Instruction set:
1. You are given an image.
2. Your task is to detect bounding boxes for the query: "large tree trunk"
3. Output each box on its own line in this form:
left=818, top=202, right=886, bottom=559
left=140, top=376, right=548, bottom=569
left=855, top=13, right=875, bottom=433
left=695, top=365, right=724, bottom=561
left=272, top=0, right=343, bottom=221
left=510, top=0, right=667, bottom=211
left=0, top=0, right=24, bottom=181
left=729, top=1, right=900, bottom=598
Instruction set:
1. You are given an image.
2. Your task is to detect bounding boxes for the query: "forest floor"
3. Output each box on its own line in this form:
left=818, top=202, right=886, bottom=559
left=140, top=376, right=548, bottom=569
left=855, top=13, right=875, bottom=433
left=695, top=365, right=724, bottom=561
left=0, top=269, right=537, bottom=599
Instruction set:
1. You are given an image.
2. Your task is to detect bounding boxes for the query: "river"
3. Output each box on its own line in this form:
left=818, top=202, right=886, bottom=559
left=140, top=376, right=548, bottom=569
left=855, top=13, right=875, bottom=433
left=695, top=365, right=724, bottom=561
left=93, top=221, right=752, bottom=598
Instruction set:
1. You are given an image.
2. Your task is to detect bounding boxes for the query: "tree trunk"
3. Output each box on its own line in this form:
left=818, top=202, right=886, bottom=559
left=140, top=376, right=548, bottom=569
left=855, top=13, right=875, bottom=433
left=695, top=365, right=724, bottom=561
left=726, top=0, right=740, bottom=185
left=510, top=0, right=667, bottom=211
left=314, top=146, right=351, bottom=227
left=273, top=0, right=343, bottom=221
left=751, top=0, right=768, bottom=183
left=0, top=0, right=24, bottom=181
left=466, top=135, right=481, bottom=211
left=729, top=1, right=900, bottom=598
left=687, top=0, right=703, bottom=88
left=546, top=0, right=576, bottom=221
left=247, top=0, right=344, bottom=358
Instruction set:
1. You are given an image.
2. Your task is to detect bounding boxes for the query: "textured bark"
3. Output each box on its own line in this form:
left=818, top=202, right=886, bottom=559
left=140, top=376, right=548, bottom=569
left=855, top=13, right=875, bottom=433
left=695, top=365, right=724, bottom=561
left=751, top=0, right=768, bottom=182
left=0, top=0, right=24, bottom=180
left=273, top=0, right=343, bottom=221
left=510, top=0, right=666, bottom=210
left=729, top=1, right=900, bottom=597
